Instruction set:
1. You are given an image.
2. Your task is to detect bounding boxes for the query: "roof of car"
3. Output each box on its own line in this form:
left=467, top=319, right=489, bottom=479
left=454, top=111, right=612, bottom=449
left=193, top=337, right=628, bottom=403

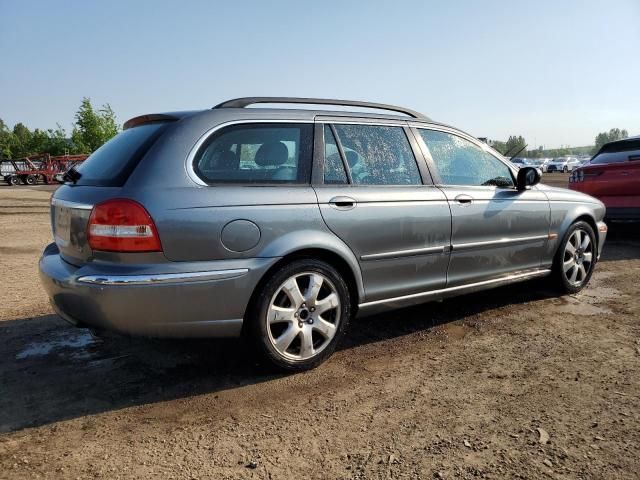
left=124, top=97, right=446, bottom=130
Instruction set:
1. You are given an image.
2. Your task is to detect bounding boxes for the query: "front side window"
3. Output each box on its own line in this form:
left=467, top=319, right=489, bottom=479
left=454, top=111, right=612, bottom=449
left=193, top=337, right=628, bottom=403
left=193, top=123, right=313, bottom=184
left=332, top=124, right=422, bottom=185
left=418, top=129, right=514, bottom=187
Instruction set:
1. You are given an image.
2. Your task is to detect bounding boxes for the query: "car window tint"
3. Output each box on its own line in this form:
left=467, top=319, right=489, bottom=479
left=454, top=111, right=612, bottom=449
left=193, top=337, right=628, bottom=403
left=194, top=123, right=313, bottom=184
left=333, top=124, right=421, bottom=185
left=323, top=125, right=348, bottom=184
left=75, top=122, right=170, bottom=186
left=419, top=129, right=514, bottom=187
left=590, top=148, right=640, bottom=165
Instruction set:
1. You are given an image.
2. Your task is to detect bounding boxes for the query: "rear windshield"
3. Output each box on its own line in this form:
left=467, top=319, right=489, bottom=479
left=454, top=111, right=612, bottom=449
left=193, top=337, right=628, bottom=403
left=73, top=122, right=169, bottom=186
left=590, top=148, right=640, bottom=165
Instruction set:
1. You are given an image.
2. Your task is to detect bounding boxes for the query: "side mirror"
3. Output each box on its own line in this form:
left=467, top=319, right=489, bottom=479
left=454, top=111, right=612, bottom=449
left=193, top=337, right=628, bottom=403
left=516, top=166, right=541, bottom=190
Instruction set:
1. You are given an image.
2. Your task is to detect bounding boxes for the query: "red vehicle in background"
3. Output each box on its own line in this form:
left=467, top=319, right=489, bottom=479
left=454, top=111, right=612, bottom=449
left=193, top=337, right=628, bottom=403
left=569, top=137, right=640, bottom=220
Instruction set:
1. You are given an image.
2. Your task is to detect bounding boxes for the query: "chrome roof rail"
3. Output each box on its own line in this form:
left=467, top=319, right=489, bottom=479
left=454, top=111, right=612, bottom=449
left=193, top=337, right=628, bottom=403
left=213, top=97, right=429, bottom=120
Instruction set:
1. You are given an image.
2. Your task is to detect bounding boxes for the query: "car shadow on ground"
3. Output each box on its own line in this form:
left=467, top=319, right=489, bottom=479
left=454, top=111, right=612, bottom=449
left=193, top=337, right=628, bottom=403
left=1, top=223, right=637, bottom=434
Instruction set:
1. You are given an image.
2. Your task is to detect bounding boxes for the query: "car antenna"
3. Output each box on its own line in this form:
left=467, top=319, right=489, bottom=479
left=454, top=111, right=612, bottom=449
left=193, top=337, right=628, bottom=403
left=507, top=144, right=528, bottom=159
left=501, top=145, right=518, bottom=157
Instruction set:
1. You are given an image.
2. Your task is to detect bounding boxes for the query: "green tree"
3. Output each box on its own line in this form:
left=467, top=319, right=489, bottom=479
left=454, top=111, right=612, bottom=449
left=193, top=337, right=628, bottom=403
left=46, top=125, right=72, bottom=155
left=504, top=135, right=527, bottom=157
left=0, top=118, right=16, bottom=159
left=71, top=97, right=119, bottom=153
left=12, top=122, right=33, bottom=157
left=593, top=128, right=628, bottom=153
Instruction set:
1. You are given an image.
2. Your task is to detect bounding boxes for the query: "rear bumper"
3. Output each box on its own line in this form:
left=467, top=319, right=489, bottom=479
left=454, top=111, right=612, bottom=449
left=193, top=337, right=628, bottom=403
left=38, top=243, right=278, bottom=338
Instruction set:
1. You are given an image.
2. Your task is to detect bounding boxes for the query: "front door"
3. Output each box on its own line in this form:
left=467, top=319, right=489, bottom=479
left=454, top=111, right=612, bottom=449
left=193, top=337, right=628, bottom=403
left=314, top=122, right=451, bottom=302
left=415, top=127, right=550, bottom=287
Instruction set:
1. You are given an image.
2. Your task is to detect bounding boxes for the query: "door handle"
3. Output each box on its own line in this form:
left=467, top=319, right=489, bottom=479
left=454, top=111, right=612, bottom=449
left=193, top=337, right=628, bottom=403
left=454, top=194, right=474, bottom=205
left=329, top=196, right=356, bottom=210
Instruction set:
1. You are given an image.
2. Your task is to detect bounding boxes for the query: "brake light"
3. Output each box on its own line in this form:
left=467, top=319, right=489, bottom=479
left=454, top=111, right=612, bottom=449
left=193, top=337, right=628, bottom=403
left=87, top=199, right=162, bottom=252
left=570, top=169, right=586, bottom=183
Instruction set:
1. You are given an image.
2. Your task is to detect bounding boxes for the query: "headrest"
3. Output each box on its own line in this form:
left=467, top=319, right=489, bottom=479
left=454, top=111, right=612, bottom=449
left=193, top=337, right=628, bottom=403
left=345, top=150, right=359, bottom=167
left=255, top=141, right=289, bottom=166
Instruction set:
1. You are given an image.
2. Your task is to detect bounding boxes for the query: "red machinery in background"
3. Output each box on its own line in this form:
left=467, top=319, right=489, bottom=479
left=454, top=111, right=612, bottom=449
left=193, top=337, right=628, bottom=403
left=1, top=154, right=88, bottom=186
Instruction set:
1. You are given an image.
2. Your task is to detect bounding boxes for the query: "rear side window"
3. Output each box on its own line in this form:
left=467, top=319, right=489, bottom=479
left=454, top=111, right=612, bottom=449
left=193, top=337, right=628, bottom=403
left=590, top=148, right=640, bottom=165
left=194, top=123, right=313, bottom=184
left=74, top=123, right=169, bottom=186
left=332, top=124, right=421, bottom=185
left=323, top=125, right=348, bottom=184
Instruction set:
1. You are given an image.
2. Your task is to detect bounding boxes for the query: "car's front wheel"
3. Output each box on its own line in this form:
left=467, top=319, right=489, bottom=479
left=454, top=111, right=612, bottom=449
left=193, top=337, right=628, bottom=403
left=248, top=259, right=351, bottom=371
left=553, top=221, right=596, bottom=294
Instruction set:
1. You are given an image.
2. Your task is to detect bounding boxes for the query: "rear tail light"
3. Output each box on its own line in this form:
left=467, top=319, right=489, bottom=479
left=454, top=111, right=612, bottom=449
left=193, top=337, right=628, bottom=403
left=570, top=169, right=586, bottom=183
left=87, top=199, right=162, bottom=252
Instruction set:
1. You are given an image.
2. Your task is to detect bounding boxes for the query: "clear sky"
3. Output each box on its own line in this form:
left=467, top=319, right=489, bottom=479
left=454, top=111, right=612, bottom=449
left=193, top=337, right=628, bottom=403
left=1, top=0, right=638, bottom=148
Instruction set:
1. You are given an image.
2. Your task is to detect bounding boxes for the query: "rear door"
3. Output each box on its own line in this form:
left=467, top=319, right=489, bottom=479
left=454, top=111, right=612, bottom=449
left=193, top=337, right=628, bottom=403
left=313, top=120, right=451, bottom=302
left=414, top=127, right=550, bottom=287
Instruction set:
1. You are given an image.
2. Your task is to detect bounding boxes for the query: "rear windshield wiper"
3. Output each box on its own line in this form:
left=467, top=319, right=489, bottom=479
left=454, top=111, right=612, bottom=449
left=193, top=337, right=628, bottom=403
left=63, top=166, right=82, bottom=184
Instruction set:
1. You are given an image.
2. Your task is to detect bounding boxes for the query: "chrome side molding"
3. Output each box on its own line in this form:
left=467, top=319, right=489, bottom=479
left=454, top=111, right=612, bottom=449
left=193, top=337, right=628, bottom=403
left=78, top=268, right=249, bottom=286
left=359, top=268, right=551, bottom=309
left=361, top=245, right=447, bottom=261
left=452, top=234, right=548, bottom=251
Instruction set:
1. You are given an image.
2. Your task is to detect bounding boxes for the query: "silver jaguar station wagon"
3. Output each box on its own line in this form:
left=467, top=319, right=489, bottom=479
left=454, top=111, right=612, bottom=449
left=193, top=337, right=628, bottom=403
left=40, top=97, right=607, bottom=370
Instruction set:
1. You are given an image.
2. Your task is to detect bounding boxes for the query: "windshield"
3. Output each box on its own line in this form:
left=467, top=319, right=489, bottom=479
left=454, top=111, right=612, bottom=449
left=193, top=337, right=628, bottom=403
left=74, top=122, right=169, bottom=186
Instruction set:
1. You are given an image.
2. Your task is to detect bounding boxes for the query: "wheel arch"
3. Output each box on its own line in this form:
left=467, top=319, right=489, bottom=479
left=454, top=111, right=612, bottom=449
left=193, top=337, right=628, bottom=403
left=243, top=246, right=364, bottom=331
left=550, top=209, right=599, bottom=266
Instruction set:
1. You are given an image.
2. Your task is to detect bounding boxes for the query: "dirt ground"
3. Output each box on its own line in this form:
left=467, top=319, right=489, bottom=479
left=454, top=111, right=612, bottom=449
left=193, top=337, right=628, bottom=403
left=0, top=175, right=638, bottom=479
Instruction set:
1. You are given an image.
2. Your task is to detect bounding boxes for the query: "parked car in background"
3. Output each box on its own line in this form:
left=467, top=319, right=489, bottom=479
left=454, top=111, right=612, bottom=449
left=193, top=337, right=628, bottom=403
left=547, top=156, right=581, bottom=173
left=540, top=158, right=553, bottom=172
left=570, top=137, right=640, bottom=220
left=510, top=157, right=528, bottom=168
left=525, top=158, right=548, bottom=171
left=39, top=97, right=608, bottom=371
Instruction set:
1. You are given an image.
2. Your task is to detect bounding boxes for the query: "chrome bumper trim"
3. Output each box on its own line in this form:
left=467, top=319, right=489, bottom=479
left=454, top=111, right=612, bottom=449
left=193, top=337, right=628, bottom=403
left=77, top=268, right=249, bottom=286
left=51, top=197, right=94, bottom=210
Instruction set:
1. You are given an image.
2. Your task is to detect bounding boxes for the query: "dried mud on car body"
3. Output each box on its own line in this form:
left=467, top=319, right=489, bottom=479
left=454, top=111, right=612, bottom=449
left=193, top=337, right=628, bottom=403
left=0, top=180, right=639, bottom=479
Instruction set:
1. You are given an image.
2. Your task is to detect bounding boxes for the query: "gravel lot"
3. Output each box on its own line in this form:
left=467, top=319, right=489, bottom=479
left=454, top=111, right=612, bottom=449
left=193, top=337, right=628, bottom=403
left=1, top=174, right=638, bottom=479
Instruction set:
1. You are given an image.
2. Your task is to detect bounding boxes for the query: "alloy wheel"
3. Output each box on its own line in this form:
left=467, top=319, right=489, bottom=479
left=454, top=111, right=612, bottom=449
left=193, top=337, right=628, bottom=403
left=562, top=228, right=593, bottom=287
left=266, top=272, right=341, bottom=361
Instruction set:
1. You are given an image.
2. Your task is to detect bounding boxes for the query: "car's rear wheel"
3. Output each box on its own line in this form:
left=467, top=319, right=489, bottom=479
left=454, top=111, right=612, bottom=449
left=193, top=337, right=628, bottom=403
left=248, top=259, right=351, bottom=371
left=553, top=221, right=596, bottom=294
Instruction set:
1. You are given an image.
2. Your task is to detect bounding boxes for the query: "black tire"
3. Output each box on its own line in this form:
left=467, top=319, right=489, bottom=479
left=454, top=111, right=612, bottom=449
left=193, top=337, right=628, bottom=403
left=552, top=220, right=596, bottom=294
left=9, top=175, right=20, bottom=186
left=247, top=259, right=351, bottom=371
left=563, top=166, right=568, bottom=173
left=25, top=175, right=36, bottom=185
